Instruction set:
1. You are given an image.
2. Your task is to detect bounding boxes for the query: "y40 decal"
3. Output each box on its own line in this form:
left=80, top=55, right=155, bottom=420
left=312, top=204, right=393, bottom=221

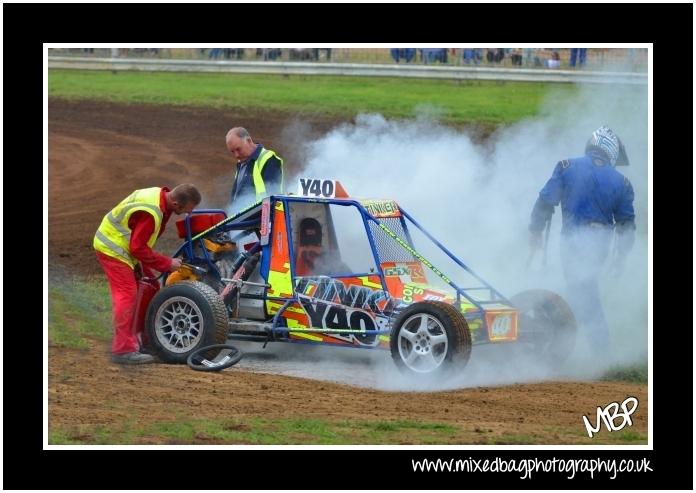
left=299, top=296, right=386, bottom=331
left=297, top=296, right=388, bottom=346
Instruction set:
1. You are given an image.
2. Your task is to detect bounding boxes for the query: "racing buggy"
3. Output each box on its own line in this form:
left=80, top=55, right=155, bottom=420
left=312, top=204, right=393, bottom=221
left=143, top=179, right=576, bottom=374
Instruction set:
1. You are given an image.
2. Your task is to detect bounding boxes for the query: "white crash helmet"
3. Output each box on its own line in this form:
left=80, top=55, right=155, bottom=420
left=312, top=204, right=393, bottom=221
left=585, top=126, right=621, bottom=165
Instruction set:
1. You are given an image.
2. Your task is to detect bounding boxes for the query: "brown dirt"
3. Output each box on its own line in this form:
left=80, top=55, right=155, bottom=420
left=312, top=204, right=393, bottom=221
left=48, top=99, right=340, bottom=277
left=47, top=99, right=648, bottom=444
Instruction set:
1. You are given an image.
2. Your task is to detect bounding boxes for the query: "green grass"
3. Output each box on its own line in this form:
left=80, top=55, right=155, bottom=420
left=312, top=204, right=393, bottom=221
left=543, top=425, right=647, bottom=445
left=48, top=276, right=112, bottom=348
left=48, top=417, right=460, bottom=445
left=48, top=416, right=646, bottom=445
left=615, top=430, right=645, bottom=442
left=48, top=69, right=578, bottom=125
left=601, top=362, right=648, bottom=384
left=48, top=429, right=85, bottom=445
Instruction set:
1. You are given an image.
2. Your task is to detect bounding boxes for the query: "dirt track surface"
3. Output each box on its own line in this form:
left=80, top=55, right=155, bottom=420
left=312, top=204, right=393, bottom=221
left=48, top=99, right=339, bottom=277
left=48, top=100, right=648, bottom=444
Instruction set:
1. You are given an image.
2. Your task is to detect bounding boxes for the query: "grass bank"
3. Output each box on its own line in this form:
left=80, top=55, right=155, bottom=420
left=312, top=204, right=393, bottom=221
left=48, top=416, right=646, bottom=445
left=48, top=275, right=112, bottom=348
left=601, top=362, right=648, bottom=384
left=48, top=69, right=577, bottom=125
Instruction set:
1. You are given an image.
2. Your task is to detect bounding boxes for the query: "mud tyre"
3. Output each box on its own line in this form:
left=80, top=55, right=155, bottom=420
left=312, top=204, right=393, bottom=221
left=390, top=301, right=472, bottom=375
left=510, top=289, right=576, bottom=367
left=145, top=281, right=229, bottom=364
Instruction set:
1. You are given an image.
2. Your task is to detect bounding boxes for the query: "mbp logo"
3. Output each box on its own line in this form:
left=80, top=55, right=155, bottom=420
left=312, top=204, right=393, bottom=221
left=582, top=396, right=639, bottom=438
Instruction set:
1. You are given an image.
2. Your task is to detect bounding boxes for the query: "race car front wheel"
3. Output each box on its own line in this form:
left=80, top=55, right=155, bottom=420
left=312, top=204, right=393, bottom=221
left=145, top=281, right=229, bottom=364
left=390, top=301, right=472, bottom=375
left=510, top=289, right=576, bottom=366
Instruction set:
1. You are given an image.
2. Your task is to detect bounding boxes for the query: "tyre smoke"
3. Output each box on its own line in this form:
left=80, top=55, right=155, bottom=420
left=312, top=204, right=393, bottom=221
left=279, top=79, right=649, bottom=390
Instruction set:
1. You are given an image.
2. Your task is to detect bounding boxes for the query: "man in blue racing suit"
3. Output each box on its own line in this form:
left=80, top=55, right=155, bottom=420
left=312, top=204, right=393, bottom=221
left=529, top=126, right=635, bottom=362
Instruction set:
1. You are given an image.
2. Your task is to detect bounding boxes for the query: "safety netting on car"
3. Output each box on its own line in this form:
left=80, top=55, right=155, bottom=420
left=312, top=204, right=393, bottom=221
left=368, top=217, right=417, bottom=263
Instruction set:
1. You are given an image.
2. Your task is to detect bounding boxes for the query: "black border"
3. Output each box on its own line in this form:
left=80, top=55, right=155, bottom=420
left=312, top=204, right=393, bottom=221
left=5, top=2, right=692, bottom=490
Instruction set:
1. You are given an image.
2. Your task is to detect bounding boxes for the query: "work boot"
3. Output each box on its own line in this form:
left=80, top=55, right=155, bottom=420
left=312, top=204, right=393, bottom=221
left=111, top=351, right=155, bottom=365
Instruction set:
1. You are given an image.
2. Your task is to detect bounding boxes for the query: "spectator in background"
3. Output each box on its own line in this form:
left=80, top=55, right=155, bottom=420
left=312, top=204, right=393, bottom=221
left=524, top=48, right=535, bottom=67
left=529, top=126, right=634, bottom=363
left=486, top=48, right=505, bottom=64
left=390, top=48, right=416, bottom=63
left=463, top=48, right=483, bottom=65
left=421, top=48, right=448, bottom=64
left=317, top=48, right=332, bottom=61
left=209, top=48, right=244, bottom=60
left=510, top=48, right=523, bottom=66
left=546, top=51, right=561, bottom=69
left=226, top=127, right=284, bottom=209
left=569, top=48, right=588, bottom=68
left=257, top=48, right=282, bottom=61
left=223, top=49, right=244, bottom=60
left=289, top=49, right=319, bottom=61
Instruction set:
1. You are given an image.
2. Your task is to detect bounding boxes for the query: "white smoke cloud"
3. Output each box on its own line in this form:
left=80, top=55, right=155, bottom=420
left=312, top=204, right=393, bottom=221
left=280, top=78, right=649, bottom=390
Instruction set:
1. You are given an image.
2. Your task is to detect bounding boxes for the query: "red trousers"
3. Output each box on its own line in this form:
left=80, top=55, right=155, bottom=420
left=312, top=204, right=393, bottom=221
left=96, top=252, right=142, bottom=355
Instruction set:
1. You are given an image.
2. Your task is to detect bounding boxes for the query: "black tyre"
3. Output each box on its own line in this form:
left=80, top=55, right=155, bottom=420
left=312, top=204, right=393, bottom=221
left=390, top=301, right=472, bottom=374
left=187, top=344, right=243, bottom=372
left=510, top=289, right=576, bottom=366
left=145, top=281, right=229, bottom=364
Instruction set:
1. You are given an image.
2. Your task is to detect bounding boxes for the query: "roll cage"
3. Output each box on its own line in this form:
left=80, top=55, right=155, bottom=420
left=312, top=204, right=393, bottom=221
left=169, top=195, right=513, bottom=340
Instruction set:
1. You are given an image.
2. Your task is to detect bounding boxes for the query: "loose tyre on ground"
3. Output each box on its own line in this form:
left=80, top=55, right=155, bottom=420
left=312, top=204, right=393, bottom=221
left=186, top=343, right=243, bottom=372
left=510, top=289, right=576, bottom=366
left=145, top=281, right=229, bottom=363
left=390, top=300, right=472, bottom=374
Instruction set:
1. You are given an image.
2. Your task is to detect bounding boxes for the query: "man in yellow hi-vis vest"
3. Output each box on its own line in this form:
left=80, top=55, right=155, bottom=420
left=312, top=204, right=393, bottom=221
left=226, top=127, right=284, bottom=208
left=93, top=184, right=201, bottom=364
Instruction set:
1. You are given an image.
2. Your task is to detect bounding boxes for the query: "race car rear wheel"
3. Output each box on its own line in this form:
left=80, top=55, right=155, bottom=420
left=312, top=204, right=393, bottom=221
left=390, top=301, right=472, bottom=374
left=145, top=281, right=229, bottom=364
left=510, top=289, right=576, bottom=366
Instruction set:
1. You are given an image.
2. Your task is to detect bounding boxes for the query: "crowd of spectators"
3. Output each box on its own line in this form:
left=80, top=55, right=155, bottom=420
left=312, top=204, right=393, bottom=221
left=58, top=48, right=646, bottom=71
left=389, top=48, right=591, bottom=69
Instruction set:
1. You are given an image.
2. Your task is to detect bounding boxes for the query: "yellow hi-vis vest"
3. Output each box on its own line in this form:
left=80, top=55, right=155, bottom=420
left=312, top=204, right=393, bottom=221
left=251, top=148, right=284, bottom=200
left=93, top=187, right=164, bottom=268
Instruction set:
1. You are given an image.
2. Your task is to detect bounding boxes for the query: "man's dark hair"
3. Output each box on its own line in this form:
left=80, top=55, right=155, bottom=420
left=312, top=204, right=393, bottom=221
left=171, top=184, right=201, bottom=206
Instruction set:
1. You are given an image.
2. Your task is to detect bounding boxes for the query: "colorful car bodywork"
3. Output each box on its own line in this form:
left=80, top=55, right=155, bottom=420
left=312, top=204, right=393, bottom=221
left=169, top=187, right=519, bottom=351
